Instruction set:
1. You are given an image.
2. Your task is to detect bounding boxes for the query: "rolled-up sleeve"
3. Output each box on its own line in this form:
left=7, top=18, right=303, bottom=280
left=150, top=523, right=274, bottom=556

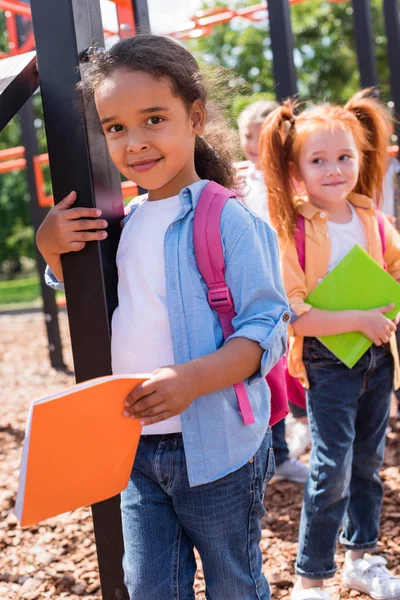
left=44, top=265, right=65, bottom=291
left=280, top=238, right=312, bottom=333
left=222, top=210, right=290, bottom=378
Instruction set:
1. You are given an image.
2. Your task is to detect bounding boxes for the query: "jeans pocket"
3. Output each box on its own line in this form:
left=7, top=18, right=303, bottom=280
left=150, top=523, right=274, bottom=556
left=262, top=447, right=276, bottom=495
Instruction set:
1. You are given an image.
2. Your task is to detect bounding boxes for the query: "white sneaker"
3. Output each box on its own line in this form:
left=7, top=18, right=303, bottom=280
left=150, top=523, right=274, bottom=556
left=342, top=551, right=400, bottom=599
left=274, top=458, right=309, bottom=483
left=288, top=420, right=311, bottom=458
left=291, top=586, right=332, bottom=600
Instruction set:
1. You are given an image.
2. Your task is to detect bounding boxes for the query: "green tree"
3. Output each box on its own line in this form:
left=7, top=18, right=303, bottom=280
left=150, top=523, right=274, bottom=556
left=188, top=0, right=391, bottom=108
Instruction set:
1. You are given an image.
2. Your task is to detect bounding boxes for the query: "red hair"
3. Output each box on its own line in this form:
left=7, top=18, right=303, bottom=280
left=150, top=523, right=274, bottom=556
left=259, top=91, right=390, bottom=244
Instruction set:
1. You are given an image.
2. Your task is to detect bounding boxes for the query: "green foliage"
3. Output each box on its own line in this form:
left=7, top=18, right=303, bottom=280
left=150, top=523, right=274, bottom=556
left=188, top=0, right=391, bottom=112
left=0, top=276, right=40, bottom=304
left=0, top=91, right=48, bottom=275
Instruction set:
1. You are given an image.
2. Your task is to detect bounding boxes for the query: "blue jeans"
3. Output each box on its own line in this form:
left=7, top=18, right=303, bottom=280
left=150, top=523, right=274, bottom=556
left=296, top=338, right=393, bottom=580
left=272, top=419, right=289, bottom=466
left=395, top=328, right=400, bottom=405
left=120, top=430, right=275, bottom=599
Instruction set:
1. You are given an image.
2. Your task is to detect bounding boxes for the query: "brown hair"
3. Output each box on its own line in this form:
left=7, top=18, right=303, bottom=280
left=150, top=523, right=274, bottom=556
left=79, top=35, right=238, bottom=189
left=259, top=91, right=390, bottom=243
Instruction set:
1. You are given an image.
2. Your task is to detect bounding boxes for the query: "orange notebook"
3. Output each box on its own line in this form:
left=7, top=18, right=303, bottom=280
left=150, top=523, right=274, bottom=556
left=15, top=374, right=149, bottom=527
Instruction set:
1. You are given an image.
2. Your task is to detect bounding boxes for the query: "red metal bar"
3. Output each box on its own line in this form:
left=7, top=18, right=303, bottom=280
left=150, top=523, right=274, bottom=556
left=0, top=145, right=24, bottom=160
left=121, top=180, right=138, bottom=197
left=0, top=0, right=31, bottom=18
left=116, top=3, right=135, bottom=38
left=5, top=11, right=18, bottom=53
left=0, top=157, right=26, bottom=172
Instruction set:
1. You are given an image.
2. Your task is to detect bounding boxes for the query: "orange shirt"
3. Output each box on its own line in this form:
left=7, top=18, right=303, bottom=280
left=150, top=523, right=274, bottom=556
left=281, top=193, right=400, bottom=389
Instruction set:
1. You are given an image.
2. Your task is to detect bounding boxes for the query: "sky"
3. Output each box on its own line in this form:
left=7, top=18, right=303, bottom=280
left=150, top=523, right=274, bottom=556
left=100, top=0, right=203, bottom=34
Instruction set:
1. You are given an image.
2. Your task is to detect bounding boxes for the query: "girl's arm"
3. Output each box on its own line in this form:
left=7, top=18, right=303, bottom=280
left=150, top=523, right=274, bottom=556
left=36, top=191, right=108, bottom=282
left=292, top=305, right=396, bottom=346
left=123, top=337, right=263, bottom=425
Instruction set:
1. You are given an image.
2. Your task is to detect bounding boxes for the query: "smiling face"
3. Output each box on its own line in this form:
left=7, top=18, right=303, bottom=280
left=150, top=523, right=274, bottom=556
left=296, top=127, right=360, bottom=210
left=94, top=70, right=205, bottom=200
left=240, top=122, right=263, bottom=169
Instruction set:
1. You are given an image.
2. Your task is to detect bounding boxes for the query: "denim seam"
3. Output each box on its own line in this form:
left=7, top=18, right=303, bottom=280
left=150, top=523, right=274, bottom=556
left=166, top=435, right=180, bottom=492
left=297, top=429, right=319, bottom=572
left=154, top=438, right=165, bottom=491
left=172, top=524, right=183, bottom=600
left=296, top=398, right=339, bottom=579
left=246, top=457, right=263, bottom=600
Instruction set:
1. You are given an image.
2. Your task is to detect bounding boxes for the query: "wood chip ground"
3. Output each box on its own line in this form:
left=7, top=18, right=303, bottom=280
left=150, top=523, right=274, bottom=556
left=1, top=312, right=399, bottom=599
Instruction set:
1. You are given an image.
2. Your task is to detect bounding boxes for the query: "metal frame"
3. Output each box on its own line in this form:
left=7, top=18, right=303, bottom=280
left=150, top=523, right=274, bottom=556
left=267, top=0, right=298, bottom=101
left=351, top=0, right=378, bottom=89
left=20, top=99, right=66, bottom=370
left=30, top=0, right=128, bottom=597
left=383, top=0, right=400, bottom=144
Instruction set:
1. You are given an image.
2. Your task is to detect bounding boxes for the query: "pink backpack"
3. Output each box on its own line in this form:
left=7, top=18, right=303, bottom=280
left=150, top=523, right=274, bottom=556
left=193, top=181, right=292, bottom=426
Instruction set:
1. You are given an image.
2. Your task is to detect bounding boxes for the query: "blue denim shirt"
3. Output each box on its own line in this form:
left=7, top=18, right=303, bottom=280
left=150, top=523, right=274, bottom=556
left=46, top=179, right=289, bottom=486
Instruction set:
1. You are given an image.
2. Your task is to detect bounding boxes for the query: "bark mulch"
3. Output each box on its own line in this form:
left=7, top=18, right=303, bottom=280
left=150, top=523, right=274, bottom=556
left=1, top=312, right=399, bottom=599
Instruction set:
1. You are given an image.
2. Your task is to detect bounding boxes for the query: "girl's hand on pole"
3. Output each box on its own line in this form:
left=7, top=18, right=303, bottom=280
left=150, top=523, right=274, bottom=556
left=36, top=191, right=108, bottom=257
left=123, top=364, right=197, bottom=426
left=358, top=303, right=397, bottom=346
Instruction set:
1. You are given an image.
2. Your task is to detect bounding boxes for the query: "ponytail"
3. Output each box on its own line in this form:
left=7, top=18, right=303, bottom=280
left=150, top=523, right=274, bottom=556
left=260, top=101, right=299, bottom=243
left=195, top=119, right=238, bottom=189
left=345, top=92, right=390, bottom=205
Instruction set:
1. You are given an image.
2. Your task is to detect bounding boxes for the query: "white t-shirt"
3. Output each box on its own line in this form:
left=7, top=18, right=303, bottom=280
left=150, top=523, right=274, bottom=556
left=327, top=202, right=367, bottom=273
left=241, top=166, right=270, bottom=223
left=111, top=195, right=183, bottom=435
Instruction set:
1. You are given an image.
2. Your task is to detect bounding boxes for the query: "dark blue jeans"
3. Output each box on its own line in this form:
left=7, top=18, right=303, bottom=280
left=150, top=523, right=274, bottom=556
left=395, top=328, right=400, bottom=405
left=120, top=430, right=275, bottom=599
left=272, top=419, right=289, bottom=466
left=296, top=338, right=393, bottom=580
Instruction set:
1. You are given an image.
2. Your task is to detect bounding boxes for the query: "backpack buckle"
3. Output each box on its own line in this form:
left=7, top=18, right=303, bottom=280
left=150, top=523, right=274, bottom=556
left=208, top=285, right=234, bottom=311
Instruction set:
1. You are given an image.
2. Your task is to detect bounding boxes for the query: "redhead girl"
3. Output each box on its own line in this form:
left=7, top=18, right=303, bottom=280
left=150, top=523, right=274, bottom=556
left=260, top=94, right=400, bottom=600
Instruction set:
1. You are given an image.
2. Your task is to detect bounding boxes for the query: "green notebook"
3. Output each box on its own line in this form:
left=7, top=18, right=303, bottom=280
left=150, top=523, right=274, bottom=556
left=305, top=244, right=400, bottom=368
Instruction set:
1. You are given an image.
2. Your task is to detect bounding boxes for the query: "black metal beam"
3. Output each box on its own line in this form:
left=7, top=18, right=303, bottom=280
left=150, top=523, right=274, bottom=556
left=19, top=99, right=66, bottom=370
left=131, top=0, right=151, bottom=34
left=16, top=0, right=65, bottom=371
left=351, top=0, right=378, bottom=89
left=267, top=0, right=297, bottom=101
left=383, top=0, right=400, bottom=144
left=30, top=0, right=128, bottom=598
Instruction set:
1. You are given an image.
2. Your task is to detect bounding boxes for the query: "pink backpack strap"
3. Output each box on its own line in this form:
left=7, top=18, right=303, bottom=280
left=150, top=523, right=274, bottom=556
left=295, top=214, right=306, bottom=272
left=193, top=181, right=255, bottom=426
left=374, top=209, right=387, bottom=268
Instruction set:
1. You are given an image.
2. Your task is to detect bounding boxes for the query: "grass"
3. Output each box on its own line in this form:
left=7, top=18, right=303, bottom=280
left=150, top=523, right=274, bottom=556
left=0, top=275, right=65, bottom=306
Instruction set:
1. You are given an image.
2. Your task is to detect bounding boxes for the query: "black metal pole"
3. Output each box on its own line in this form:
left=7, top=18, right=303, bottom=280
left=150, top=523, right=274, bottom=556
left=30, top=0, right=128, bottom=598
left=19, top=99, right=66, bottom=370
left=351, top=0, right=378, bottom=89
left=131, top=0, right=151, bottom=34
left=16, top=1, right=65, bottom=370
left=267, top=0, right=297, bottom=101
left=383, top=0, right=400, bottom=144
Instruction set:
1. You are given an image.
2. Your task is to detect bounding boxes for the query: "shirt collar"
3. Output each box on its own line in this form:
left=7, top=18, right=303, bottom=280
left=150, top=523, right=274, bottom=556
left=179, top=179, right=210, bottom=211
left=295, top=192, right=373, bottom=220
